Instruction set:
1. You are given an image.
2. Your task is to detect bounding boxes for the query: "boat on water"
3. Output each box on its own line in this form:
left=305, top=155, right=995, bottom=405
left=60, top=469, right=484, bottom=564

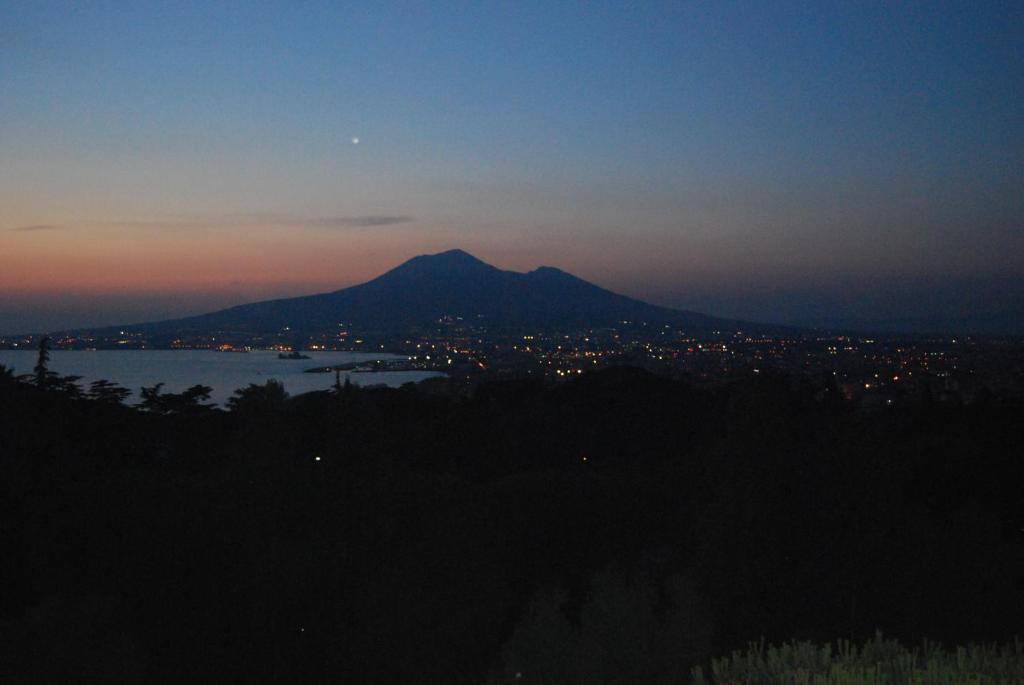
left=278, top=351, right=311, bottom=360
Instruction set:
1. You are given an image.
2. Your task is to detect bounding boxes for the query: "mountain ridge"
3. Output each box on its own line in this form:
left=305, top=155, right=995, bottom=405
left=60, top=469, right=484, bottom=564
left=70, top=249, right=776, bottom=339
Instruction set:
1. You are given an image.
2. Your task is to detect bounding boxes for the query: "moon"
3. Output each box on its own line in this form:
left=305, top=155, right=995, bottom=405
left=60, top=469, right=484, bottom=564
left=351, top=137, right=360, bottom=145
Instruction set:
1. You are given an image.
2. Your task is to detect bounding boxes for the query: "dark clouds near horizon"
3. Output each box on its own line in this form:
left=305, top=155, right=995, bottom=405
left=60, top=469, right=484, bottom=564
left=7, top=225, right=64, bottom=232
left=304, top=216, right=414, bottom=228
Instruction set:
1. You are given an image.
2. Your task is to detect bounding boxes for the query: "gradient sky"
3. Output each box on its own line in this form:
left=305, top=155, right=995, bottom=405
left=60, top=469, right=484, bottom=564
left=2, top=1, right=1022, bottom=334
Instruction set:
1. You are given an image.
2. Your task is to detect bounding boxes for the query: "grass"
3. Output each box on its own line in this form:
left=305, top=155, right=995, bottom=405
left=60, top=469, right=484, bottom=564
left=692, top=633, right=1024, bottom=685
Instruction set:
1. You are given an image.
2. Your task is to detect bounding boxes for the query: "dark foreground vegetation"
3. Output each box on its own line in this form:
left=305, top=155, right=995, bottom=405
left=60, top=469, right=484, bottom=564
left=1, top=352, right=1022, bottom=682
left=692, top=634, right=1024, bottom=685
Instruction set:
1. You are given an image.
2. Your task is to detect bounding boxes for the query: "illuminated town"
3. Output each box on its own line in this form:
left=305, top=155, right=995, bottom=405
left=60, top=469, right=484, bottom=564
left=4, top=318, right=1020, bottom=407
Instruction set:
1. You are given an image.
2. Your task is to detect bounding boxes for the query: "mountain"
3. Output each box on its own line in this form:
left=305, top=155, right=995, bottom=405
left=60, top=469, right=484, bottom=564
left=92, top=249, right=760, bottom=338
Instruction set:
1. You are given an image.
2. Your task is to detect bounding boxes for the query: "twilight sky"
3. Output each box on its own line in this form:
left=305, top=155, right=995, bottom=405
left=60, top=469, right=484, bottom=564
left=2, top=1, right=1022, bottom=334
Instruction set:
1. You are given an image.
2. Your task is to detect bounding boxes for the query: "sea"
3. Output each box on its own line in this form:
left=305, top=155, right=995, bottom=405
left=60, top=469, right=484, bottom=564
left=0, top=349, right=443, bottom=406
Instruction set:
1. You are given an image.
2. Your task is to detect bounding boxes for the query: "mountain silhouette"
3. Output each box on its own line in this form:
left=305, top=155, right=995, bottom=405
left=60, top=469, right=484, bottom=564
left=100, top=249, right=763, bottom=337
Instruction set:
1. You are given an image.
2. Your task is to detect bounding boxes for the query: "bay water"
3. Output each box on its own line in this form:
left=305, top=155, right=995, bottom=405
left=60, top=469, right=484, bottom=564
left=0, top=350, right=442, bottom=406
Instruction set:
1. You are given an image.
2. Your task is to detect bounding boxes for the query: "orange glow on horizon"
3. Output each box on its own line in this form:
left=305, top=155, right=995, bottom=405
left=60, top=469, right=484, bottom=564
left=0, top=222, right=610, bottom=300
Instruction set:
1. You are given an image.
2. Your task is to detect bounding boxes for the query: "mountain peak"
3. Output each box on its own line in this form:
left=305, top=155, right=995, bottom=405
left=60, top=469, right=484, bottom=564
left=432, top=248, right=481, bottom=261
left=530, top=265, right=568, bottom=275
left=392, top=248, right=492, bottom=271
left=377, top=248, right=500, bottom=283
left=418, top=248, right=487, bottom=265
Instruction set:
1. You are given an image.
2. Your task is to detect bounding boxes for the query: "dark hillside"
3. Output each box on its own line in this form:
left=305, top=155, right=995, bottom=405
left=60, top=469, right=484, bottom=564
left=1, top=368, right=1022, bottom=682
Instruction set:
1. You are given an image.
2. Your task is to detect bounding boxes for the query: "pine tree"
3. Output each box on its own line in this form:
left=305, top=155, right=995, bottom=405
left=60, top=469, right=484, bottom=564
left=88, top=379, right=131, bottom=404
left=33, top=336, right=52, bottom=387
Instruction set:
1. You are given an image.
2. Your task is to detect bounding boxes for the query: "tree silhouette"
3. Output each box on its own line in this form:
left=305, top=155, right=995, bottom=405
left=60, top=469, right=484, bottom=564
left=489, top=568, right=711, bottom=684
left=88, top=379, right=131, bottom=405
left=178, top=384, right=215, bottom=412
left=24, top=337, right=82, bottom=395
left=33, top=336, right=52, bottom=387
left=139, top=383, right=215, bottom=414
left=138, top=383, right=166, bottom=412
left=332, top=371, right=353, bottom=397
left=52, top=374, right=84, bottom=398
left=226, top=379, right=289, bottom=414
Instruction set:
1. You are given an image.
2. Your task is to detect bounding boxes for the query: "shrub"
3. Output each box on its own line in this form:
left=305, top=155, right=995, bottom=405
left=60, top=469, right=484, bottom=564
left=692, top=633, right=1024, bottom=685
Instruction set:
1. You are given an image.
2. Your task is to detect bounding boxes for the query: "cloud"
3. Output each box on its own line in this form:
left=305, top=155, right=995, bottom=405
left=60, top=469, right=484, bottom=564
left=104, top=214, right=415, bottom=230
left=305, top=215, right=415, bottom=228
left=7, top=224, right=64, bottom=232
left=231, top=212, right=294, bottom=223
left=107, top=219, right=201, bottom=229
left=107, top=214, right=278, bottom=229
